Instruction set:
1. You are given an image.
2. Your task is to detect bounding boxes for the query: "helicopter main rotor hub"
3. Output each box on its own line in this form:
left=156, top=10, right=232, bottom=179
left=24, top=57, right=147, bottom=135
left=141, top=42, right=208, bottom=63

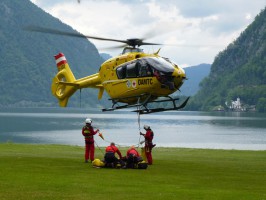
left=126, top=39, right=143, bottom=48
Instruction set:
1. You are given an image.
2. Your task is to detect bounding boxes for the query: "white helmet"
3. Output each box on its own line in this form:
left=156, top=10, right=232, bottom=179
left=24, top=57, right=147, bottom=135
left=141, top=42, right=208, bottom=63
left=144, top=125, right=150, bottom=130
left=85, top=118, right=92, bottom=124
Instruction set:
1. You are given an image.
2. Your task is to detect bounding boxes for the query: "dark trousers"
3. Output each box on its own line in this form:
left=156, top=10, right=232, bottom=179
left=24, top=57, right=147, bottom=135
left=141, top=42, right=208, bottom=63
left=104, top=152, right=124, bottom=168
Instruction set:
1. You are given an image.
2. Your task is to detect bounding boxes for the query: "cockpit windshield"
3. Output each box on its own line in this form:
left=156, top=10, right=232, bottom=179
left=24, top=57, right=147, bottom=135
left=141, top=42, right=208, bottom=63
left=142, top=57, right=174, bottom=73
left=116, top=56, right=175, bottom=79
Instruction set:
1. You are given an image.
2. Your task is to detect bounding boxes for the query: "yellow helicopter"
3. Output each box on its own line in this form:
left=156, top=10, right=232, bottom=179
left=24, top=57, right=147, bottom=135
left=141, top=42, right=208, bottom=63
left=27, top=26, right=189, bottom=114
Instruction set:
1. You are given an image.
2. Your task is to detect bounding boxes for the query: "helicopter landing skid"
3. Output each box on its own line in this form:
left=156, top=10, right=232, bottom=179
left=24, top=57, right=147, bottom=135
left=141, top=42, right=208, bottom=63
left=102, top=94, right=152, bottom=112
left=133, top=96, right=190, bottom=114
left=102, top=95, right=190, bottom=114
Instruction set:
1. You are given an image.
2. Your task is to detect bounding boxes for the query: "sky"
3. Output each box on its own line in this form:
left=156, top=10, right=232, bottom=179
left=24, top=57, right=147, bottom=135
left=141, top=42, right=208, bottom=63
left=30, top=0, right=266, bottom=67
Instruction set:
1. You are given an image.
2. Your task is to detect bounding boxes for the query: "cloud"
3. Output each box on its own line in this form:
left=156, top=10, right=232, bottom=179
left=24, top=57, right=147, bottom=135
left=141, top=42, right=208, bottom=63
left=30, top=0, right=266, bottom=66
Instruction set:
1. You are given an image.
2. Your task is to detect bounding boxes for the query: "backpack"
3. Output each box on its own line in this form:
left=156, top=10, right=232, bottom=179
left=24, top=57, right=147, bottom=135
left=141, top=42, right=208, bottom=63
left=138, top=161, right=148, bottom=169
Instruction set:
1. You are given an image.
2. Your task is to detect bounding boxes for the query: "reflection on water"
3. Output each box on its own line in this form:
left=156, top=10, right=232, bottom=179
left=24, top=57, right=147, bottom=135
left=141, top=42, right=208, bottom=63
left=0, top=107, right=266, bottom=150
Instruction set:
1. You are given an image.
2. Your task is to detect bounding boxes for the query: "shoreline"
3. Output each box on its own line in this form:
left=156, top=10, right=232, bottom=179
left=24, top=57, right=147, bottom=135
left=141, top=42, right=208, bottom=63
left=1, top=142, right=265, bottom=152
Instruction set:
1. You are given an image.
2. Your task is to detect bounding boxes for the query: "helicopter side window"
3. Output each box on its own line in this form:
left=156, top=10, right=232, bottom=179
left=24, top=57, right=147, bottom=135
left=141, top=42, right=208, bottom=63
left=116, top=66, right=126, bottom=79
left=126, top=63, right=138, bottom=78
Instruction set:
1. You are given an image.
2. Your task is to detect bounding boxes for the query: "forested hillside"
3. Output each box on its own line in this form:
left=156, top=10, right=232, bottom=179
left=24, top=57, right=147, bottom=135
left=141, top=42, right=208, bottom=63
left=0, top=0, right=105, bottom=107
left=187, top=7, right=266, bottom=112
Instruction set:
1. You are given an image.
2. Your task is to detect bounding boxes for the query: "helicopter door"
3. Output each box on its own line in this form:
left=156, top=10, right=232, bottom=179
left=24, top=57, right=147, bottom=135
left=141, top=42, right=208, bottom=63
left=126, top=63, right=138, bottom=78
left=116, top=65, right=126, bottom=79
left=116, top=62, right=139, bottom=79
left=112, top=62, right=139, bottom=98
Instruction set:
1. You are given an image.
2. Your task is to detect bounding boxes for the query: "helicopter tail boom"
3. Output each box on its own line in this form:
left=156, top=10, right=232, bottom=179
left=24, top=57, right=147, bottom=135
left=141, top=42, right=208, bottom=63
left=51, top=53, right=102, bottom=107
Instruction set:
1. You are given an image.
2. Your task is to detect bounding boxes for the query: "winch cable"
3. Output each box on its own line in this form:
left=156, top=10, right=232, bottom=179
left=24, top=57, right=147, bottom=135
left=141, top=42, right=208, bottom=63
left=136, top=106, right=142, bottom=149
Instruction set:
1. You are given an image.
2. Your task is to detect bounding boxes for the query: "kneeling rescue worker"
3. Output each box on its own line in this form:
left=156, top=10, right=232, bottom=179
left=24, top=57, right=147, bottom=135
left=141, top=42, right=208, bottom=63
left=104, top=142, right=124, bottom=168
left=126, top=145, right=142, bottom=168
left=82, top=118, right=99, bottom=163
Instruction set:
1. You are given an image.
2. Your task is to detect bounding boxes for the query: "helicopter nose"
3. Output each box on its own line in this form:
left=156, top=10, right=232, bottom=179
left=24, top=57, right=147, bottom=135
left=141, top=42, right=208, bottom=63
left=173, top=66, right=186, bottom=89
left=173, top=66, right=186, bottom=80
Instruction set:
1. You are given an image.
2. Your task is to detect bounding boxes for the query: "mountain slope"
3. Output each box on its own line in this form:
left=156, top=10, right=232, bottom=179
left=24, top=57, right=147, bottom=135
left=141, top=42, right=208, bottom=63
left=180, top=64, right=211, bottom=96
left=187, top=7, right=266, bottom=112
left=0, top=0, right=104, bottom=107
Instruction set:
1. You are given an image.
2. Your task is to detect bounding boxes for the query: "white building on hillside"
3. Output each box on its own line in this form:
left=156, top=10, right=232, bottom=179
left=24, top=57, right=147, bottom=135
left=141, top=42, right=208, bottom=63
left=225, top=97, right=246, bottom=111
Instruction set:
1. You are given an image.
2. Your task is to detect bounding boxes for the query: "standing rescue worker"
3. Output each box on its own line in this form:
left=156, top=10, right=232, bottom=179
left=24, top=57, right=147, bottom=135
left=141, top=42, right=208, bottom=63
left=140, top=125, right=155, bottom=165
left=104, top=142, right=124, bottom=167
left=82, top=118, right=99, bottom=163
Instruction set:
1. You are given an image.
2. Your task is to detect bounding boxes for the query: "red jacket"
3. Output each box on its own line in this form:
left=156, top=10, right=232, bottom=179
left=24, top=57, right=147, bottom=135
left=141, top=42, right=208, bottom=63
left=106, top=145, right=122, bottom=159
left=127, top=148, right=140, bottom=157
left=144, top=129, right=154, bottom=144
left=82, top=125, right=98, bottom=143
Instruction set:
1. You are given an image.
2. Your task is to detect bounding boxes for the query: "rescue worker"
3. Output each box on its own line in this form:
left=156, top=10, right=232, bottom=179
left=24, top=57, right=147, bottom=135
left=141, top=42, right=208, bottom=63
left=82, top=118, right=99, bottom=163
left=126, top=145, right=142, bottom=168
left=104, top=142, right=124, bottom=168
left=140, top=125, right=156, bottom=165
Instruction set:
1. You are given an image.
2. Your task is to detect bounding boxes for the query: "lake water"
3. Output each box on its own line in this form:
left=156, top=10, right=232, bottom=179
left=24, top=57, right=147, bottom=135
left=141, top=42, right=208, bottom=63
left=1, top=107, right=266, bottom=150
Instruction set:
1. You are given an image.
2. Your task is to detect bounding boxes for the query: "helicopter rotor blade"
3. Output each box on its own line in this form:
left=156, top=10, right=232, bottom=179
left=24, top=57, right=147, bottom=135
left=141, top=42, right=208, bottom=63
left=24, top=26, right=85, bottom=38
left=24, top=25, right=222, bottom=49
left=98, top=44, right=128, bottom=50
left=160, top=43, right=224, bottom=48
left=141, top=41, right=162, bottom=46
left=24, top=25, right=165, bottom=48
left=24, top=26, right=129, bottom=44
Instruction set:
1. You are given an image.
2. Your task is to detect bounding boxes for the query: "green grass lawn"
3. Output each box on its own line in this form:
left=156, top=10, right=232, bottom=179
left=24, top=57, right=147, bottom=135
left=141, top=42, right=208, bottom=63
left=0, top=143, right=265, bottom=200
